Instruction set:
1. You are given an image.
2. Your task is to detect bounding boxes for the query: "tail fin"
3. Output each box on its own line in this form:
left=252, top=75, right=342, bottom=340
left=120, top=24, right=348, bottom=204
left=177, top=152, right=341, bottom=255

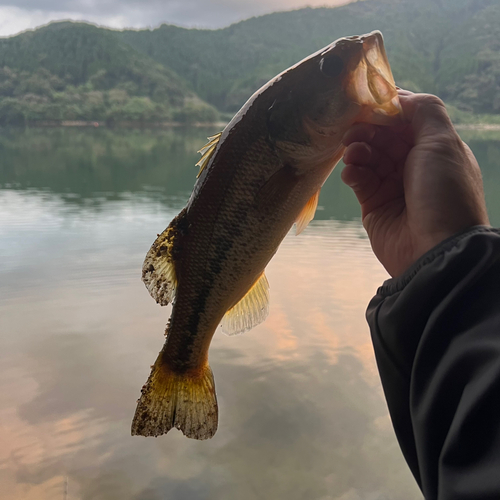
left=131, top=354, right=218, bottom=440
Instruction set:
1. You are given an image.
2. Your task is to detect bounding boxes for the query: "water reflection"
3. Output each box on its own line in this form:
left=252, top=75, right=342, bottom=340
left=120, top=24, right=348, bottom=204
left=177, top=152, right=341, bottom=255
left=3, top=126, right=499, bottom=500
left=0, top=127, right=365, bottom=222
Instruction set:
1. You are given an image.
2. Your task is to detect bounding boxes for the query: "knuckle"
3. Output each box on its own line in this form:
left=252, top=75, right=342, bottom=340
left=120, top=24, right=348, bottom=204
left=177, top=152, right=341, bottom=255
left=419, top=94, right=446, bottom=109
left=416, top=94, right=450, bottom=123
left=429, top=133, right=462, bottom=155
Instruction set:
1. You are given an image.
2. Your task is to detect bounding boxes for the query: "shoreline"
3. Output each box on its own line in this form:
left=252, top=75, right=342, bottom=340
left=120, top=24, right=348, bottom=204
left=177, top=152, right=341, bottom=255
left=13, top=121, right=500, bottom=131
left=454, top=124, right=500, bottom=131
left=25, top=120, right=228, bottom=128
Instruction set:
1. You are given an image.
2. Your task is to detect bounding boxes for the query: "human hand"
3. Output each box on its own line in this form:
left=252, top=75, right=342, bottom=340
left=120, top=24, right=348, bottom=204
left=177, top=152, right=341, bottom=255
left=342, top=91, right=489, bottom=278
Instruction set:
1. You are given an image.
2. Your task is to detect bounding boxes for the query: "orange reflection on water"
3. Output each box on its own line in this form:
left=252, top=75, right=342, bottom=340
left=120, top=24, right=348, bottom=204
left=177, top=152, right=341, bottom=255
left=261, top=304, right=298, bottom=360
left=0, top=408, right=107, bottom=500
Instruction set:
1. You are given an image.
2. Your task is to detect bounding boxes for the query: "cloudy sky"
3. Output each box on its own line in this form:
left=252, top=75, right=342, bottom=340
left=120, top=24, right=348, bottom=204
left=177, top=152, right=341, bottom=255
left=0, top=0, right=355, bottom=37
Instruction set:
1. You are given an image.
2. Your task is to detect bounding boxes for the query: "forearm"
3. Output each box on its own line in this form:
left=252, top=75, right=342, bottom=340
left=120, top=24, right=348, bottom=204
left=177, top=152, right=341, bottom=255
left=367, top=226, right=500, bottom=499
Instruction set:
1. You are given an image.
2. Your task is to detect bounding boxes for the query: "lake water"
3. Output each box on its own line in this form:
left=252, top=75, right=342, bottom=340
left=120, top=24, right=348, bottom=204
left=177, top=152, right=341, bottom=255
left=1, top=126, right=499, bottom=500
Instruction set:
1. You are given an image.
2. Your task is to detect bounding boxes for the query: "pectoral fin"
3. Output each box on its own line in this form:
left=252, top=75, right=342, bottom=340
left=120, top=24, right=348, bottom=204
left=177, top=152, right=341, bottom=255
left=295, top=189, right=320, bottom=235
left=256, top=164, right=299, bottom=208
left=221, top=272, right=270, bottom=335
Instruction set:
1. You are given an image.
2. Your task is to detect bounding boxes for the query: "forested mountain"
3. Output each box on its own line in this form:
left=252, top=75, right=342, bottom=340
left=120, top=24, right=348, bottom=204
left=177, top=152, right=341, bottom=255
left=119, top=0, right=500, bottom=114
left=0, top=22, right=218, bottom=125
left=0, top=0, right=499, bottom=124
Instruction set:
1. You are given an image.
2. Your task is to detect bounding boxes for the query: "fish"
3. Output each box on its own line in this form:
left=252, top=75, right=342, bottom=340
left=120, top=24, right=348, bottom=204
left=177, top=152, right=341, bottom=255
left=131, top=31, right=401, bottom=440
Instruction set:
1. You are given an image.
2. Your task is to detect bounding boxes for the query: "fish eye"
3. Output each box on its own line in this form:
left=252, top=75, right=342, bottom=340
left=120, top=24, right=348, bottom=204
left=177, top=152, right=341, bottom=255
left=320, top=55, right=344, bottom=78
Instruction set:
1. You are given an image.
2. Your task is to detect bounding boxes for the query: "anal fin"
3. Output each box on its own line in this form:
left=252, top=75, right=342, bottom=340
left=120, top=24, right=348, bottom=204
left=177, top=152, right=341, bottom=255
left=221, top=272, right=270, bottom=336
left=295, top=189, right=320, bottom=235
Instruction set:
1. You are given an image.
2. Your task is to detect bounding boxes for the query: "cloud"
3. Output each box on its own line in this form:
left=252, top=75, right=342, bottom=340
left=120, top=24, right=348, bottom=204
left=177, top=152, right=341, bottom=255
left=0, top=0, right=355, bottom=37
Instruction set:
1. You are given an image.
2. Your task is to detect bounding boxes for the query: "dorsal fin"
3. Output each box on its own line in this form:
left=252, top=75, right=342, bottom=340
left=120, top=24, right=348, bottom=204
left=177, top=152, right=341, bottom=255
left=221, top=272, right=270, bottom=336
left=196, top=132, right=222, bottom=178
left=295, top=189, right=320, bottom=235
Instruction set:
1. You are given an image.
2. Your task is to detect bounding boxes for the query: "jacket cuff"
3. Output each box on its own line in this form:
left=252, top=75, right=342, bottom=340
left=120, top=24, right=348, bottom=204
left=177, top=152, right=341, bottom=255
left=376, top=226, right=499, bottom=297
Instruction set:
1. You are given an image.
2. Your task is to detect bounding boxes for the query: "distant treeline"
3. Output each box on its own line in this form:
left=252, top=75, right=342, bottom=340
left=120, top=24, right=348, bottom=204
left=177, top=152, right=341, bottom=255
left=0, top=66, right=218, bottom=126
left=0, top=23, right=219, bottom=125
left=0, top=0, right=499, bottom=125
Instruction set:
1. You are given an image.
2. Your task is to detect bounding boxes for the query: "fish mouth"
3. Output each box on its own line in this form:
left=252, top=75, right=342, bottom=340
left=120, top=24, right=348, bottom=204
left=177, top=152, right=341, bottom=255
left=348, top=31, right=402, bottom=120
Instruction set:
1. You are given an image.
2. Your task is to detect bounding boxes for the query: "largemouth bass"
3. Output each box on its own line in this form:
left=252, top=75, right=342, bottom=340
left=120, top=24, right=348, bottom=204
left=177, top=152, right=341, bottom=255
left=132, top=31, right=401, bottom=439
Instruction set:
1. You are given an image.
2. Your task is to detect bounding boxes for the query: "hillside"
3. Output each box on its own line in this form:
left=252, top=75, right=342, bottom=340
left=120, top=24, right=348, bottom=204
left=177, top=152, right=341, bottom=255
left=0, top=0, right=499, bottom=124
left=119, top=0, right=500, bottom=114
left=0, top=22, right=218, bottom=125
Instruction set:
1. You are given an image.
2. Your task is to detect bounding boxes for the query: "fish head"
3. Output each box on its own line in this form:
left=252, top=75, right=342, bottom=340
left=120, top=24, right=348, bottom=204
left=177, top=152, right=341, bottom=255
left=321, top=31, right=401, bottom=123
left=267, top=31, right=401, bottom=163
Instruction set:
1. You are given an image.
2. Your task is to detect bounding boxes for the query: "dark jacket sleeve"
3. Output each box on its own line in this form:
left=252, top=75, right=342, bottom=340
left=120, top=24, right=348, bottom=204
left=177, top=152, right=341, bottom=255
left=367, top=226, right=500, bottom=500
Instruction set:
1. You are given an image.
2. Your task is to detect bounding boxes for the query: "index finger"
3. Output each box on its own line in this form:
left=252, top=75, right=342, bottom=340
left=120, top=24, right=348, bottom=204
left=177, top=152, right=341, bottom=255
left=343, top=123, right=412, bottom=163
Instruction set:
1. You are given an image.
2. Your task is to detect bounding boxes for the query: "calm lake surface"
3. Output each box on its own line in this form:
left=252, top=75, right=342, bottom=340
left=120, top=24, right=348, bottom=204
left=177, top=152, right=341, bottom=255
left=1, top=126, right=499, bottom=500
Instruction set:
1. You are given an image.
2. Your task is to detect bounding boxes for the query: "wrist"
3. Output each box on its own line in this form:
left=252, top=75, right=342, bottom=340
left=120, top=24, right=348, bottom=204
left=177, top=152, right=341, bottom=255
left=374, top=225, right=498, bottom=295
left=394, top=225, right=493, bottom=278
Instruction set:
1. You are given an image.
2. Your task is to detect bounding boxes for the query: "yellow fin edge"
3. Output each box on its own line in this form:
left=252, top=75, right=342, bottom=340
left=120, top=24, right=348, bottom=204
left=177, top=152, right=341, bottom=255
left=132, top=354, right=218, bottom=440
left=196, top=132, right=222, bottom=178
left=221, top=272, right=270, bottom=336
left=295, top=189, right=320, bottom=235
